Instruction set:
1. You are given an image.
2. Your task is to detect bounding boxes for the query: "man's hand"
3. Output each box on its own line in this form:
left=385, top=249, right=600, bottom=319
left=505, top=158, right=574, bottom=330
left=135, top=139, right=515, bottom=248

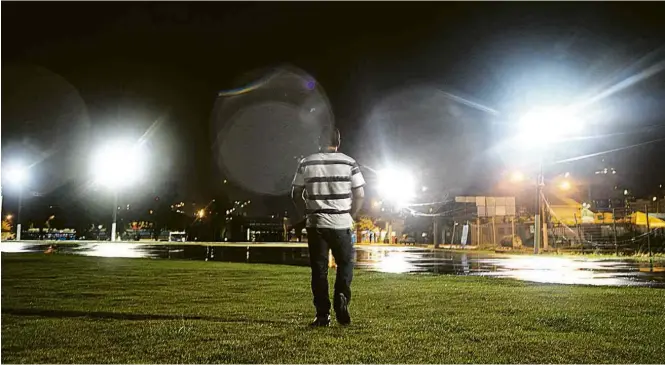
left=351, top=186, right=365, bottom=218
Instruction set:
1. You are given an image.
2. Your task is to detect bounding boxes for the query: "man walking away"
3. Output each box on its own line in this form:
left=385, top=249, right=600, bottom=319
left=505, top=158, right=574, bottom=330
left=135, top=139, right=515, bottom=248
left=291, top=127, right=365, bottom=327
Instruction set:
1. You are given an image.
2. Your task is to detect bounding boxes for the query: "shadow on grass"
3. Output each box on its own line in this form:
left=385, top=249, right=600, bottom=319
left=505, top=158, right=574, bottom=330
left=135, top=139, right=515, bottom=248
left=2, top=308, right=286, bottom=325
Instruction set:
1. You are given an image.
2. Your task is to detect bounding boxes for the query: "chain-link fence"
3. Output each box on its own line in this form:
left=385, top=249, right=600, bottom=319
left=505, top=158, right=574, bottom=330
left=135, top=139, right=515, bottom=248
left=544, top=201, right=665, bottom=254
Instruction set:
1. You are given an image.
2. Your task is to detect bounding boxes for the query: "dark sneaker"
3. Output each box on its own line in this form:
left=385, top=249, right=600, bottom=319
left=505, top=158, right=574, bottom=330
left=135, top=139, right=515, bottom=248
left=335, top=293, right=351, bottom=326
left=309, top=315, right=331, bottom=327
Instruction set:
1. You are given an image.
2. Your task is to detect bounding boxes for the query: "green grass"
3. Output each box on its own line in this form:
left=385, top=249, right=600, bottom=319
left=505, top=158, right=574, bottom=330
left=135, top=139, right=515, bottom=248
left=486, top=249, right=665, bottom=263
left=2, top=254, right=665, bottom=363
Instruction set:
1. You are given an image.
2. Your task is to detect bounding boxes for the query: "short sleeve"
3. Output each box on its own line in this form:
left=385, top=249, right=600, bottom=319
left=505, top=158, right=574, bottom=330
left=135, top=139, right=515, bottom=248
left=292, top=161, right=305, bottom=187
left=351, top=162, right=365, bottom=189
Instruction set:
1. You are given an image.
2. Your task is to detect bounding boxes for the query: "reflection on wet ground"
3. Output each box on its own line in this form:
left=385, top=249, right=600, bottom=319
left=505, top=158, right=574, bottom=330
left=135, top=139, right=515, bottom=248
left=2, top=242, right=664, bottom=287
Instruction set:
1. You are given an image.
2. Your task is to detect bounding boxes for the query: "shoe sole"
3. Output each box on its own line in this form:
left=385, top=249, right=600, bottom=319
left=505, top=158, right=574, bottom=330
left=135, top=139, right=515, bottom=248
left=336, top=295, right=351, bottom=325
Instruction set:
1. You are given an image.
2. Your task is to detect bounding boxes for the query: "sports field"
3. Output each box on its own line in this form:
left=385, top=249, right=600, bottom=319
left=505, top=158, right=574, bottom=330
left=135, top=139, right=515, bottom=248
left=2, top=253, right=664, bottom=363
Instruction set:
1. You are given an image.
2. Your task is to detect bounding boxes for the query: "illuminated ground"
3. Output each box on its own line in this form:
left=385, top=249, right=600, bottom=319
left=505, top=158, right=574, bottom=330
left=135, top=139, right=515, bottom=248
left=2, top=254, right=665, bottom=363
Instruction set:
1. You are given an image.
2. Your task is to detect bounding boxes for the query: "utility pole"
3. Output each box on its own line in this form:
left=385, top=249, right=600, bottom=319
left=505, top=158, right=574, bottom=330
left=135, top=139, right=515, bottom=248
left=541, top=194, right=549, bottom=251
left=534, top=159, right=543, bottom=254
left=387, top=220, right=392, bottom=244
left=511, top=215, right=516, bottom=248
left=645, top=204, right=653, bottom=269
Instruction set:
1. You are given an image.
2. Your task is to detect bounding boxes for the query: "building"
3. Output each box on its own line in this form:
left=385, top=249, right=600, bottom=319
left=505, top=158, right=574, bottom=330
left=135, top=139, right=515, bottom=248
left=225, top=215, right=286, bottom=242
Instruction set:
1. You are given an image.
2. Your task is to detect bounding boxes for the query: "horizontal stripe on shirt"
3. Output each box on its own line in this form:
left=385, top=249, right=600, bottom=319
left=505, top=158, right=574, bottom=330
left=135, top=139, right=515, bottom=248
left=305, top=209, right=351, bottom=214
left=305, top=176, right=351, bottom=183
left=306, top=193, right=352, bottom=200
left=300, top=159, right=355, bottom=167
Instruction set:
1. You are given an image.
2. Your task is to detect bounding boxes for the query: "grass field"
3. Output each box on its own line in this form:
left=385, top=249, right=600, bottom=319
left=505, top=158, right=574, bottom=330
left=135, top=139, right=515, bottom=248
left=2, top=253, right=665, bottom=363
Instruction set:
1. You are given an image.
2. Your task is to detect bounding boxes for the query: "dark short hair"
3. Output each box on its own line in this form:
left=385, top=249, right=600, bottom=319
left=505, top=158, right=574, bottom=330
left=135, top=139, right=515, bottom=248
left=319, top=126, right=340, bottom=148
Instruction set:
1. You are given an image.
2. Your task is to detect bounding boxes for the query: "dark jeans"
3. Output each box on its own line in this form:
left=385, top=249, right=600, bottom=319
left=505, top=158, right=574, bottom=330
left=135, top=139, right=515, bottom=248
left=306, top=227, right=354, bottom=317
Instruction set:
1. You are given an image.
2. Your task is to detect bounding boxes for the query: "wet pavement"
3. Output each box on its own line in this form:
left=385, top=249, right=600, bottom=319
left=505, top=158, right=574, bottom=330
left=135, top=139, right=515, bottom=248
left=2, top=242, right=664, bottom=287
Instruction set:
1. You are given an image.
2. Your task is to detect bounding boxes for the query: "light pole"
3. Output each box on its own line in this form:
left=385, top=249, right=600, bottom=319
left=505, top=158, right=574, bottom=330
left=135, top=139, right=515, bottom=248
left=517, top=106, right=585, bottom=254
left=509, top=168, right=576, bottom=253
left=92, top=140, right=147, bottom=242
left=376, top=167, right=416, bottom=244
left=4, top=165, right=28, bottom=241
left=112, top=191, right=119, bottom=242
left=17, top=185, right=23, bottom=241
left=534, top=159, right=543, bottom=254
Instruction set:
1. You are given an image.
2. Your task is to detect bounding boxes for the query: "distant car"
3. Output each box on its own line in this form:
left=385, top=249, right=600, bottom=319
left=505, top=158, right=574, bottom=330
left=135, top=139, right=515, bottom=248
left=168, top=232, right=186, bottom=242
left=400, top=236, right=416, bottom=245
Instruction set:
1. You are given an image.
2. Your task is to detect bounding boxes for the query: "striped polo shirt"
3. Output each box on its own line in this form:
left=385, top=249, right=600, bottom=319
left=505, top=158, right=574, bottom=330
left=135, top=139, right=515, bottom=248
left=292, top=152, right=366, bottom=229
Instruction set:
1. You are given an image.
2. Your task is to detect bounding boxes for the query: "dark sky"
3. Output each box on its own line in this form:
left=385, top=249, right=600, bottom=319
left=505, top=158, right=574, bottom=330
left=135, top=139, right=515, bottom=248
left=3, top=2, right=665, bottom=215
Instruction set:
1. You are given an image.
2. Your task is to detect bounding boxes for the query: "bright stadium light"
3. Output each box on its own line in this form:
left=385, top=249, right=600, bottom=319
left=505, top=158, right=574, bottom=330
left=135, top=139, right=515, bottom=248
left=517, top=106, right=585, bottom=148
left=92, top=140, right=147, bottom=189
left=377, top=167, right=416, bottom=207
left=3, top=162, right=30, bottom=241
left=91, top=139, right=148, bottom=242
left=6, top=165, right=28, bottom=187
left=513, top=105, right=586, bottom=255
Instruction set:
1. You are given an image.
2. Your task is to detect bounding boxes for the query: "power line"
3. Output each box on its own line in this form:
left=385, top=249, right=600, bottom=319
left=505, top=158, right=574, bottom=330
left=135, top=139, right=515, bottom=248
left=550, top=136, right=665, bottom=165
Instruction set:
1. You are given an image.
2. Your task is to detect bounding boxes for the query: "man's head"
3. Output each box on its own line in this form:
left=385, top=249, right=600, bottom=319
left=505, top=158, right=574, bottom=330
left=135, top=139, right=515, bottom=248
left=319, top=126, right=340, bottom=151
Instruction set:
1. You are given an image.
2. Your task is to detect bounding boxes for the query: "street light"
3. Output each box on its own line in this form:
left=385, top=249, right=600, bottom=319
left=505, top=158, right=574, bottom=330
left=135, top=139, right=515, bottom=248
left=4, top=164, right=29, bottom=241
left=197, top=209, right=205, bottom=219
left=559, top=180, right=571, bottom=191
left=375, top=167, right=416, bottom=245
left=377, top=167, right=416, bottom=208
left=509, top=171, right=525, bottom=183
left=6, top=166, right=28, bottom=186
left=517, top=106, right=585, bottom=254
left=517, top=106, right=584, bottom=147
left=92, top=140, right=148, bottom=242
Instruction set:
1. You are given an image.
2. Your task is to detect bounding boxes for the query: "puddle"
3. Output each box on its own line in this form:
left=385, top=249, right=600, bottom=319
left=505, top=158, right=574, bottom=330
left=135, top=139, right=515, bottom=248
left=2, top=242, right=663, bottom=287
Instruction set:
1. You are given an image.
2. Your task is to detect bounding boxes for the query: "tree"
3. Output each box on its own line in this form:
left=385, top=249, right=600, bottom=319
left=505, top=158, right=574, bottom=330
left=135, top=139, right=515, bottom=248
left=356, top=216, right=377, bottom=231
left=355, top=216, right=378, bottom=243
left=2, top=219, right=15, bottom=241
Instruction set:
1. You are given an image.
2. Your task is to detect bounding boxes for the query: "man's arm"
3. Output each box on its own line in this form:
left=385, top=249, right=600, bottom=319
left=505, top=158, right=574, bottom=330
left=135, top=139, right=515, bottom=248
left=350, top=162, right=366, bottom=218
left=351, top=186, right=365, bottom=218
left=291, top=185, right=306, bottom=223
left=291, top=160, right=307, bottom=224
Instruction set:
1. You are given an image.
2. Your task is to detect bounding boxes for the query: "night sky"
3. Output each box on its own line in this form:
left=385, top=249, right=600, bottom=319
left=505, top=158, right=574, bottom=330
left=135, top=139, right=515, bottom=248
left=3, top=2, right=665, bottom=218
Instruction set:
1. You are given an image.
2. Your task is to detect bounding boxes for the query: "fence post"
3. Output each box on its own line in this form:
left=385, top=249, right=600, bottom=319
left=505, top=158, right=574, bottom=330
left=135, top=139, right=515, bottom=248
left=433, top=218, right=439, bottom=249
left=613, top=208, right=618, bottom=256
left=491, top=216, right=497, bottom=247
left=477, top=217, right=481, bottom=246
left=511, top=215, right=516, bottom=248
left=574, top=213, right=583, bottom=254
